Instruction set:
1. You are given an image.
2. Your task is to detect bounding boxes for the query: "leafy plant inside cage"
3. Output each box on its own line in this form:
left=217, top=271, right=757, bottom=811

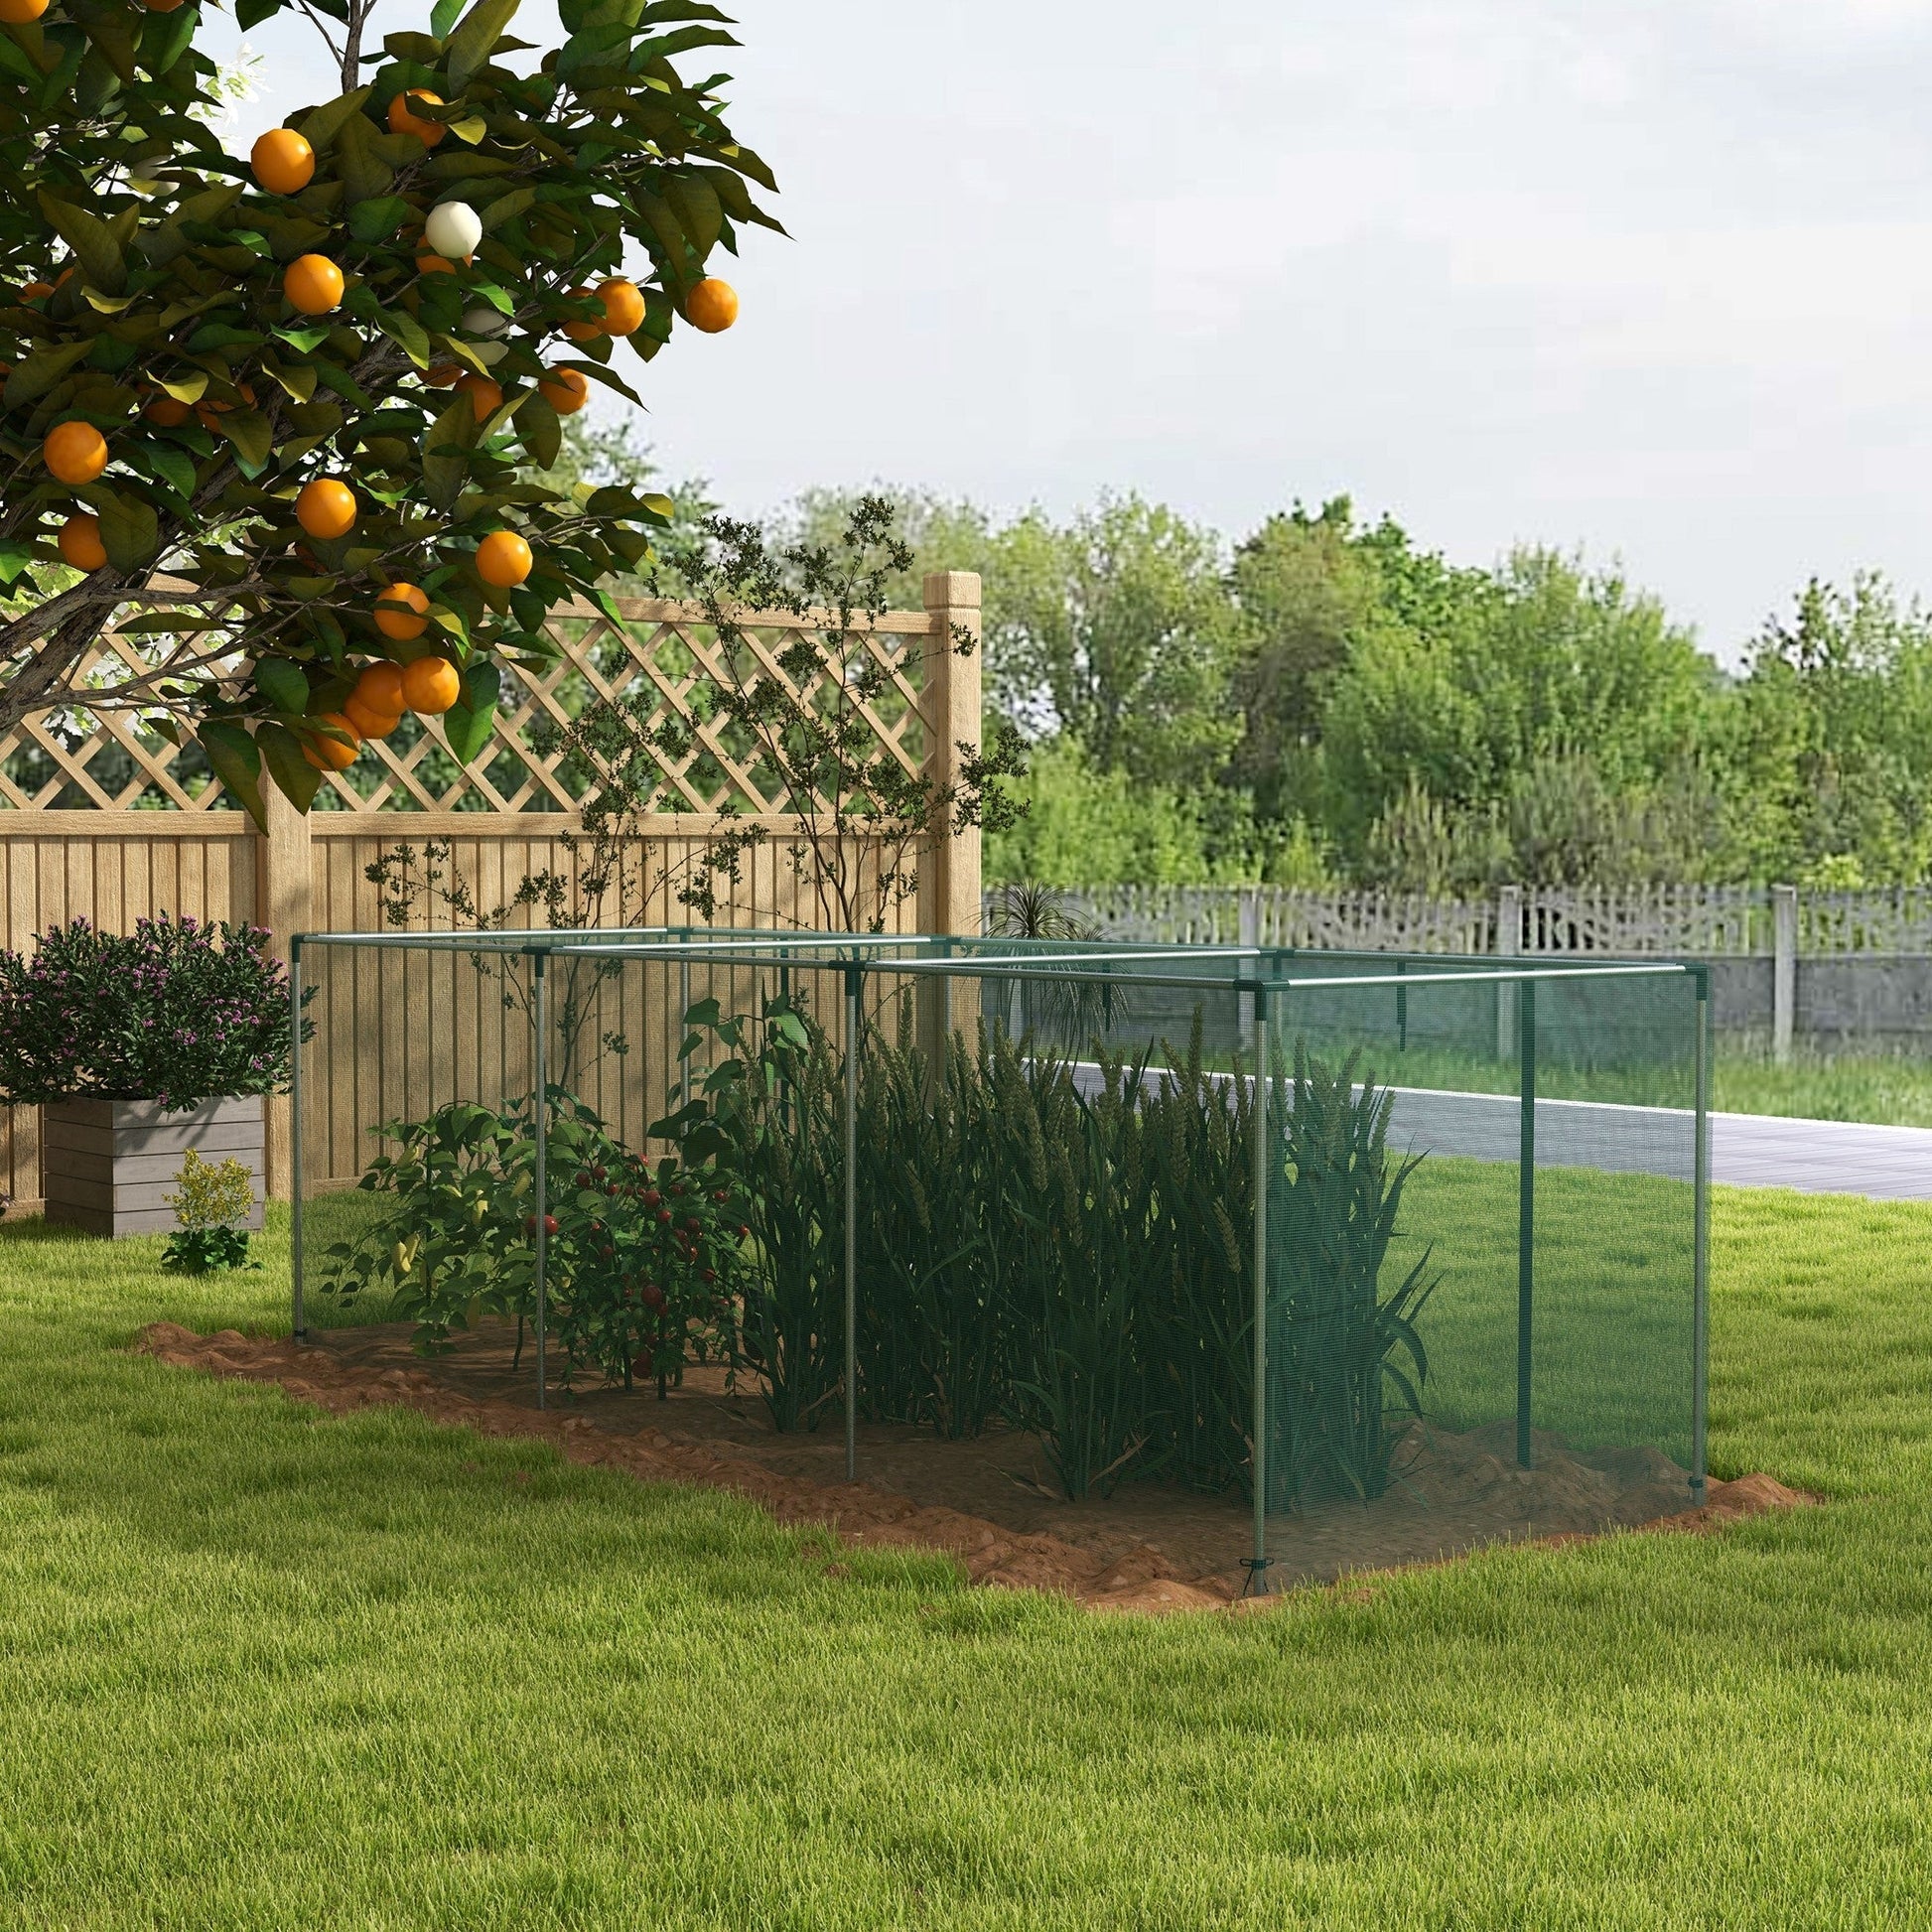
left=1268, top=1043, right=1439, bottom=1505
left=320, top=1087, right=748, bottom=1389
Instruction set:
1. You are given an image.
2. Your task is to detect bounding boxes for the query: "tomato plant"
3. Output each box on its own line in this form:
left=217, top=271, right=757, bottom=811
left=323, top=1085, right=750, bottom=1391
left=546, top=1124, right=748, bottom=1394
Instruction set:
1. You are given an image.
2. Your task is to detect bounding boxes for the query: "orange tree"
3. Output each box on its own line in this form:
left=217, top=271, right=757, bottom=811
left=0, top=0, right=773, bottom=818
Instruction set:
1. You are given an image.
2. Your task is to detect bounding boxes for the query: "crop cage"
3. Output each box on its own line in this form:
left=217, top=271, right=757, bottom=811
left=289, top=928, right=1711, bottom=1583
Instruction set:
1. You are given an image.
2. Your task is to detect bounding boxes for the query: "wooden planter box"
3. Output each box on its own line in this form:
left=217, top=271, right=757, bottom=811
left=41, top=1096, right=266, bottom=1238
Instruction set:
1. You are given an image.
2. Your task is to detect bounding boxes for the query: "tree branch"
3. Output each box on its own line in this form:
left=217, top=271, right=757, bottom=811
left=340, top=0, right=373, bottom=94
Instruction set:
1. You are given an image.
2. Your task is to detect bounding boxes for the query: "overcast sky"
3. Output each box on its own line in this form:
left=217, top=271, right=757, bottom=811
left=206, top=0, right=1932, bottom=666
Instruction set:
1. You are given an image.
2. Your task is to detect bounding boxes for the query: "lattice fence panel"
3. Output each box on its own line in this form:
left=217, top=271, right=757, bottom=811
left=0, top=597, right=940, bottom=819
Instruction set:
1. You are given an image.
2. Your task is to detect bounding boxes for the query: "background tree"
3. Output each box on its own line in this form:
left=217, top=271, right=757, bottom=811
left=0, top=0, right=773, bottom=825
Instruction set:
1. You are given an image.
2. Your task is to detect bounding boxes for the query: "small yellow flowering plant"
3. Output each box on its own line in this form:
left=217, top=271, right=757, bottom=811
left=161, top=1149, right=260, bottom=1276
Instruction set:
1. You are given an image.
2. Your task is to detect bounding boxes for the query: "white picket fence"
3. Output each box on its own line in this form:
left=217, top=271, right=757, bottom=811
left=986, top=883, right=1932, bottom=958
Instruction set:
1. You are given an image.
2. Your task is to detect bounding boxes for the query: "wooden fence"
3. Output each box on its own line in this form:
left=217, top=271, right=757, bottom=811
left=0, top=572, right=983, bottom=1206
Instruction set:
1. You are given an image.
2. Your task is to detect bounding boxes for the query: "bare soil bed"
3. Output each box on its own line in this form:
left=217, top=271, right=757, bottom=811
left=138, top=1317, right=1809, bottom=1614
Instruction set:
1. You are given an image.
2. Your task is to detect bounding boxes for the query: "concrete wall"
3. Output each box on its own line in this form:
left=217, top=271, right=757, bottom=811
left=1705, top=955, right=1932, bottom=1051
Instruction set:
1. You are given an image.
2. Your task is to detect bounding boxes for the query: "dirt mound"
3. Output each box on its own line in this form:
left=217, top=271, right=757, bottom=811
left=135, top=1320, right=1809, bottom=1615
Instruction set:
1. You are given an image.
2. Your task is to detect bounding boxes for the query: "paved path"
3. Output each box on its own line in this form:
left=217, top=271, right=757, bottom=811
left=1386, top=1087, right=1932, bottom=1200
left=1068, top=1065, right=1932, bottom=1199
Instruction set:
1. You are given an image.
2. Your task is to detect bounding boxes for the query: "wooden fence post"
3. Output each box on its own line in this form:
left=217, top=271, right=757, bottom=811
left=1772, top=883, right=1798, bottom=1063
left=918, top=571, right=983, bottom=936
left=918, top=572, right=982, bottom=1055
left=259, top=784, right=313, bottom=1200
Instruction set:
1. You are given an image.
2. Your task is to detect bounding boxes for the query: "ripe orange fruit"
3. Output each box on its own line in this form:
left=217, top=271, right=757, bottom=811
left=389, top=88, right=446, bottom=147
left=284, top=254, right=344, bottom=315
left=0, top=0, right=47, bottom=19
left=424, top=361, right=463, bottom=388
left=344, top=695, right=401, bottom=739
left=560, top=286, right=603, bottom=342
left=686, top=278, right=739, bottom=334
left=251, top=128, right=315, bottom=196
left=401, top=654, right=461, bottom=713
left=18, top=279, right=53, bottom=302
left=301, top=715, right=361, bottom=771
left=537, top=366, right=589, bottom=415
left=454, top=372, right=502, bottom=422
left=375, top=583, right=431, bottom=642
left=295, top=479, right=356, bottom=540
left=58, top=513, right=106, bottom=572
left=416, top=253, right=459, bottom=277
left=476, top=530, right=532, bottom=588
left=143, top=395, right=192, bottom=427
left=352, top=660, right=407, bottom=714
left=597, top=278, right=645, bottom=337
left=44, top=421, right=107, bottom=485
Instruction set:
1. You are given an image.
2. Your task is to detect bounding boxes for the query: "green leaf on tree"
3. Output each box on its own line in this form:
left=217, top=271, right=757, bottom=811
left=335, top=111, right=393, bottom=204
left=0, top=35, right=40, bottom=84
left=444, top=659, right=501, bottom=763
left=254, top=657, right=309, bottom=713
left=373, top=307, right=432, bottom=367
left=94, top=491, right=160, bottom=570
left=136, top=0, right=197, bottom=74
left=446, top=0, right=521, bottom=89
left=347, top=196, right=414, bottom=243
left=664, top=176, right=722, bottom=256
left=477, top=187, right=536, bottom=231
left=38, top=189, right=126, bottom=293
left=259, top=723, right=321, bottom=813
left=423, top=394, right=480, bottom=510
left=293, top=85, right=372, bottom=156
left=264, top=361, right=318, bottom=403
left=199, top=721, right=267, bottom=829
left=218, top=408, right=273, bottom=472
left=517, top=391, right=561, bottom=469
left=6, top=339, right=91, bottom=407
left=126, top=442, right=198, bottom=502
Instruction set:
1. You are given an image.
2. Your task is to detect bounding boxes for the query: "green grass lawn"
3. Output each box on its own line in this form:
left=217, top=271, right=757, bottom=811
left=1398, top=1160, right=1697, bottom=1460
left=1148, top=1020, right=1932, bottom=1124
left=1315, top=1039, right=1932, bottom=1124
left=3, top=1187, right=1932, bottom=1927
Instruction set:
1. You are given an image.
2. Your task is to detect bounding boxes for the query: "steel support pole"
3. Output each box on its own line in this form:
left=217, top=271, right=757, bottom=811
left=1515, top=976, right=1537, bottom=1468
left=844, top=967, right=861, bottom=1482
left=679, top=956, right=692, bottom=1108
left=1692, top=973, right=1711, bottom=1502
left=290, top=937, right=306, bottom=1342
left=1250, top=986, right=1271, bottom=1571
left=534, top=950, right=549, bottom=1412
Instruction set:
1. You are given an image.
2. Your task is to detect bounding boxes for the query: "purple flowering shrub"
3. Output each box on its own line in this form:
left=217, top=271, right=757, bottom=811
left=0, top=914, right=312, bottom=1109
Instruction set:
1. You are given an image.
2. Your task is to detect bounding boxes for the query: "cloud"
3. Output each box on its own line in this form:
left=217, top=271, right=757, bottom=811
left=191, top=0, right=1932, bottom=660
